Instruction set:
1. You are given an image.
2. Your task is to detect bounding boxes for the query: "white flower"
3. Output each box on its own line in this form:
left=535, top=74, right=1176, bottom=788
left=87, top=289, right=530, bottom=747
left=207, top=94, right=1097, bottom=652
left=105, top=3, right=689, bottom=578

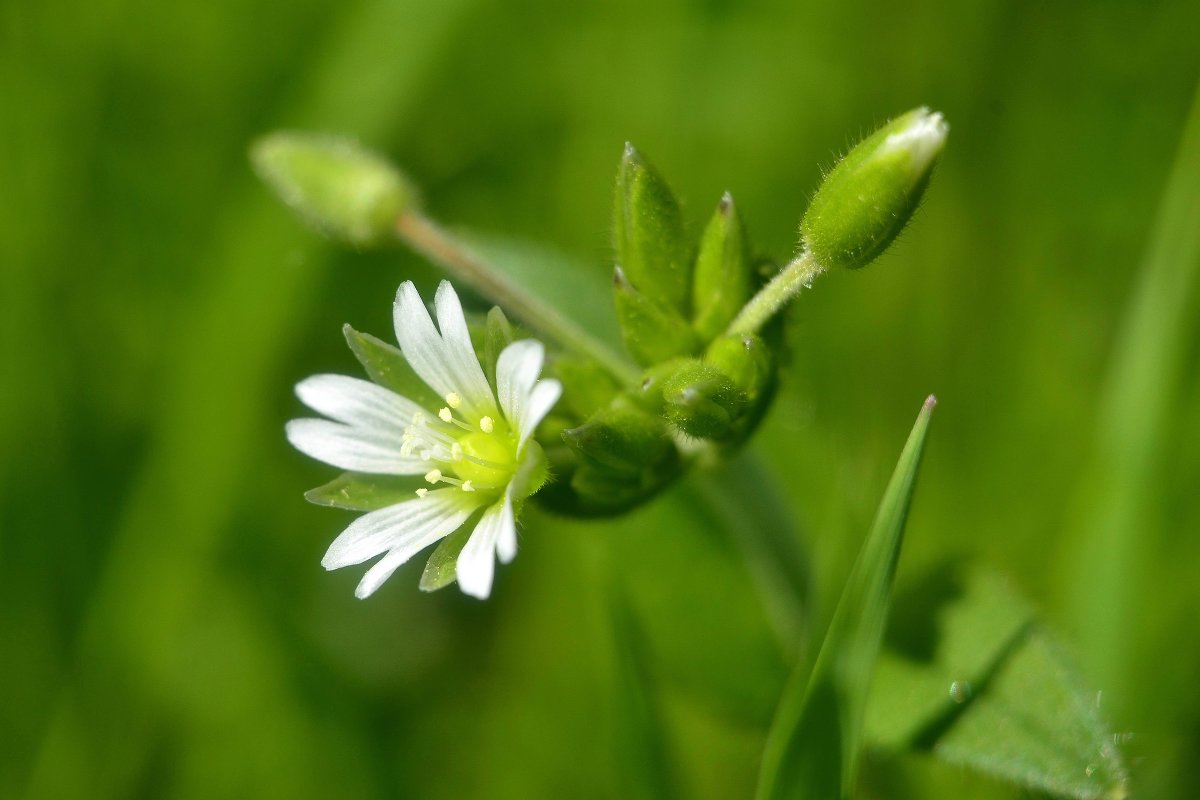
left=286, top=280, right=561, bottom=599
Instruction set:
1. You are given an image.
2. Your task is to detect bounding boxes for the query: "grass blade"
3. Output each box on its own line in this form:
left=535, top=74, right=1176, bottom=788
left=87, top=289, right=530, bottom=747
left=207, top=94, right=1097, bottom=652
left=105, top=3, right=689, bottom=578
left=756, top=395, right=936, bottom=800
left=1059, top=81, right=1200, bottom=700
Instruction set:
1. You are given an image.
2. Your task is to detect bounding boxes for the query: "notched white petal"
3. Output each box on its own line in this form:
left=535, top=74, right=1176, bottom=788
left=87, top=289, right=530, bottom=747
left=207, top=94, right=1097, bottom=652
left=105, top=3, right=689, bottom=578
left=496, top=339, right=544, bottom=428
left=286, top=418, right=426, bottom=474
left=394, top=281, right=496, bottom=419
left=494, top=493, right=517, bottom=564
left=517, top=378, right=562, bottom=448
left=434, top=281, right=497, bottom=417
left=296, top=373, right=423, bottom=430
left=322, top=490, right=468, bottom=569
left=456, top=497, right=509, bottom=599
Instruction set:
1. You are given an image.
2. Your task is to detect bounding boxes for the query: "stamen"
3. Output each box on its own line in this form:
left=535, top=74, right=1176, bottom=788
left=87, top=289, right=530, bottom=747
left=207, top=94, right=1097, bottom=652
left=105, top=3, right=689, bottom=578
left=411, top=412, right=426, bottom=427
left=480, top=416, right=494, bottom=433
left=450, top=443, right=464, bottom=461
left=438, top=407, right=453, bottom=423
left=415, top=488, right=428, bottom=498
left=424, top=469, right=443, bottom=484
left=461, top=480, right=475, bottom=492
left=445, top=392, right=462, bottom=409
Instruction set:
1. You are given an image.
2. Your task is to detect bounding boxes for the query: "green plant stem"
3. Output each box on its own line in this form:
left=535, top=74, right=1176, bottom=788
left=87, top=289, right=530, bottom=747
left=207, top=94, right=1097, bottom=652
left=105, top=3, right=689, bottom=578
left=395, top=209, right=641, bottom=386
left=726, top=250, right=826, bottom=337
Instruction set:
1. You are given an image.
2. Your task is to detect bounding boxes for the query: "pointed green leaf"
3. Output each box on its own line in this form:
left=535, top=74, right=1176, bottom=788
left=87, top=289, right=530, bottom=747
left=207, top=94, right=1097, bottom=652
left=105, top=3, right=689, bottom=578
left=419, top=524, right=473, bottom=592
left=342, top=323, right=440, bottom=409
left=866, top=568, right=1130, bottom=800
left=613, top=266, right=700, bottom=366
left=304, top=472, right=422, bottom=511
left=692, top=192, right=753, bottom=341
left=757, top=396, right=936, bottom=800
left=613, top=143, right=691, bottom=313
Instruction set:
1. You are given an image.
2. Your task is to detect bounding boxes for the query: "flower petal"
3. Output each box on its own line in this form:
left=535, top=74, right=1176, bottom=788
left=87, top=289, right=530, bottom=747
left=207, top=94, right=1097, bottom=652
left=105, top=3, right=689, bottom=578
left=517, top=378, right=562, bottom=448
left=394, top=281, right=459, bottom=401
left=494, top=492, right=518, bottom=565
left=286, top=418, right=426, bottom=474
left=456, top=494, right=514, bottom=599
left=393, top=281, right=496, bottom=420
left=296, top=374, right=424, bottom=430
left=433, top=281, right=497, bottom=417
left=495, top=339, right=543, bottom=429
left=322, top=488, right=476, bottom=569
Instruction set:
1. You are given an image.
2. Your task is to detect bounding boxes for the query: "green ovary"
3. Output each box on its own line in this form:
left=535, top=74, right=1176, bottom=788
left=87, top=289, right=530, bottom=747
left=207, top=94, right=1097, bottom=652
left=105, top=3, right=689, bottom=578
left=452, top=430, right=516, bottom=490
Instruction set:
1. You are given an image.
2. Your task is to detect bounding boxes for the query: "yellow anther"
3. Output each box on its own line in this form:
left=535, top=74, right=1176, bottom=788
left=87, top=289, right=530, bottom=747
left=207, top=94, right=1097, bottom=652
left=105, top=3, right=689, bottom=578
left=415, top=488, right=429, bottom=498
left=461, top=480, right=475, bottom=492
left=479, top=416, right=494, bottom=433
left=445, top=392, right=462, bottom=409
left=438, top=407, right=453, bottom=423
left=424, top=469, right=442, bottom=484
left=450, top=442, right=464, bottom=461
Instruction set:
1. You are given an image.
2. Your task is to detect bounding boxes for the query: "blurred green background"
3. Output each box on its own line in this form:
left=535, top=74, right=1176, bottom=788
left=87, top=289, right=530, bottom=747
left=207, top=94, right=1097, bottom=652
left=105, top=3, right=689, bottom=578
left=3, top=0, right=1199, bottom=797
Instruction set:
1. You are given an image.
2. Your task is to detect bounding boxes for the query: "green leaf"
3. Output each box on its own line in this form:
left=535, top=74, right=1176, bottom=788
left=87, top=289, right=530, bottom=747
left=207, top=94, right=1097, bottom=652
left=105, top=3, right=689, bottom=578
left=866, top=568, right=1130, bottom=800
left=613, top=266, right=700, bottom=366
left=304, top=472, right=421, bottom=511
left=342, top=323, right=440, bottom=409
left=419, top=524, right=472, bottom=591
left=692, top=193, right=753, bottom=341
left=613, top=143, right=691, bottom=313
left=757, top=396, right=936, bottom=800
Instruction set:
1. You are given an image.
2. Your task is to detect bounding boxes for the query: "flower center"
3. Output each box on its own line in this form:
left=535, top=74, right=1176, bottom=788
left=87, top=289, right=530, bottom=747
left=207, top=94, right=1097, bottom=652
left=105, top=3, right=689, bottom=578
left=401, top=398, right=517, bottom=496
left=452, top=430, right=515, bottom=488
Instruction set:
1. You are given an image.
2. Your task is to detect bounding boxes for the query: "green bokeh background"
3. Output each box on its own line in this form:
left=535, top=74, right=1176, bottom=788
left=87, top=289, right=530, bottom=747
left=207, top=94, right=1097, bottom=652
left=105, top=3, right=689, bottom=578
left=3, top=0, right=1198, bottom=797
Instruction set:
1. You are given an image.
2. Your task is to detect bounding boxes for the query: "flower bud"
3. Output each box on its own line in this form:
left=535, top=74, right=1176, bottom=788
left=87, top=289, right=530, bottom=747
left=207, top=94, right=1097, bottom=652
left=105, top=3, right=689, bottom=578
left=705, top=334, right=773, bottom=404
left=252, top=131, right=413, bottom=248
left=613, top=266, right=700, bottom=366
left=800, top=107, right=948, bottom=270
left=613, top=143, right=691, bottom=312
left=692, top=192, right=754, bottom=341
left=660, top=360, right=747, bottom=441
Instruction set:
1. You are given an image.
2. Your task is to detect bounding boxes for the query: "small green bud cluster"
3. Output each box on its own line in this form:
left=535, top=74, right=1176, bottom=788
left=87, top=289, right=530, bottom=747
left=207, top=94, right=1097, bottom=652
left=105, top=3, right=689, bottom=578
left=544, top=110, right=945, bottom=516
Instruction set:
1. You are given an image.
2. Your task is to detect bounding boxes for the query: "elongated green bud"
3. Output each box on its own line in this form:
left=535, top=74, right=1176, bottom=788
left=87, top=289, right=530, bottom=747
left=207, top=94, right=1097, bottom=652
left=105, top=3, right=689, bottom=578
left=252, top=132, right=413, bottom=248
left=661, top=360, right=747, bottom=440
left=613, top=266, right=700, bottom=366
left=692, top=192, right=753, bottom=341
left=801, top=107, right=948, bottom=270
left=613, top=143, right=691, bottom=312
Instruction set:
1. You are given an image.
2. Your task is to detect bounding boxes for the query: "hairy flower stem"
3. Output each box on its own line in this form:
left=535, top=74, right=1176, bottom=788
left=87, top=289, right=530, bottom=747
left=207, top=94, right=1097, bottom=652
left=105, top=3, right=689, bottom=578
left=395, top=210, right=641, bottom=386
left=726, top=251, right=826, bottom=337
